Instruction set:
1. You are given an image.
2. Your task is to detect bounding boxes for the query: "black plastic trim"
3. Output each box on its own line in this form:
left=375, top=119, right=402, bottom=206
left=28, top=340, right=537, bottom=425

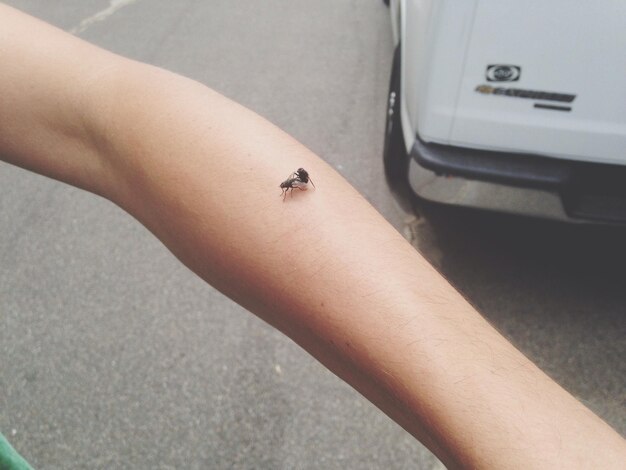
left=410, top=137, right=626, bottom=223
left=411, top=137, right=571, bottom=190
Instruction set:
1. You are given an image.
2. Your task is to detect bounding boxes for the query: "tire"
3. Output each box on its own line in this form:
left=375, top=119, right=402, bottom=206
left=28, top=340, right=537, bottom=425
left=383, top=44, right=409, bottom=192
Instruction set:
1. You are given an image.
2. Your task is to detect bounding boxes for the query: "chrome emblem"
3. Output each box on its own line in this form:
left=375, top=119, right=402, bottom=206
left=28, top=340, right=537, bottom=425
left=486, top=65, right=521, bottom=82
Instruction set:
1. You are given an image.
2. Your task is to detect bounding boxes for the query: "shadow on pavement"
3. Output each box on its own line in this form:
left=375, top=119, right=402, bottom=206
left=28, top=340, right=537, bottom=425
left=405, top=201, right=626, bottom=432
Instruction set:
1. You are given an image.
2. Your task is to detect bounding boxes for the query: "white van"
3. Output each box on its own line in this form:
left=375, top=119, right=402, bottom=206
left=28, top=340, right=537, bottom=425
left=383, top=0, right=626, bottom=223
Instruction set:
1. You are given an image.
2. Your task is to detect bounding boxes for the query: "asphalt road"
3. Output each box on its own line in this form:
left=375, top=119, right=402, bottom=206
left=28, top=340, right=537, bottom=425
left=1, top=1, right=624, bottom=469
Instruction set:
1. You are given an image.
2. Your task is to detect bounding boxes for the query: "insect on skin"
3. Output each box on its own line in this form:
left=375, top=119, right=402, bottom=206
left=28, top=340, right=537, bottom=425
left=279, top=168, right=315, bottom=201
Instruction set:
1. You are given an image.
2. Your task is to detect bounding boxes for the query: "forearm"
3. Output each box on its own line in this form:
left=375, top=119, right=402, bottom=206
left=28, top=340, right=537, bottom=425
left=1, top=6, right=624, bottom=468
left=90, top=64, right=625, bottom=468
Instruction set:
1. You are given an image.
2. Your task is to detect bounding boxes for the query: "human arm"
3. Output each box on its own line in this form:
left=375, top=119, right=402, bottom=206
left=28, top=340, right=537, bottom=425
left=1, top=4, right=625, bottom=469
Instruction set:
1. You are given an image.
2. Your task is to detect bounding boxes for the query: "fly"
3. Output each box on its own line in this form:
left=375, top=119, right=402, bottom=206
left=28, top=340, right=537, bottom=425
left=279, top=168, right=315, bottom=201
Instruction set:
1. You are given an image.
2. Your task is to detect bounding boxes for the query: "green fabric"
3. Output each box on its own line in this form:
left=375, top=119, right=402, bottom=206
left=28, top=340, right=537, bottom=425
left=0, top=433, right=34, bottom=470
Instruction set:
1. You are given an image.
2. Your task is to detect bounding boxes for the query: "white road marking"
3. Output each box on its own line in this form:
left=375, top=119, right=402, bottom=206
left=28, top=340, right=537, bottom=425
left=69, top=0, right=140, bottom=35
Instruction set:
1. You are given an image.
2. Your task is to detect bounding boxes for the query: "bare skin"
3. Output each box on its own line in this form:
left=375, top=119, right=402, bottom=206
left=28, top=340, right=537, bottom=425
left=1, top=4, right=624, bottom=468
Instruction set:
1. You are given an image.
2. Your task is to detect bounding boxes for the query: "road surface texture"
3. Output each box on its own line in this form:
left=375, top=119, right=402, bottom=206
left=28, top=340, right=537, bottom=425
left=1, top=1, right=624, bottom=469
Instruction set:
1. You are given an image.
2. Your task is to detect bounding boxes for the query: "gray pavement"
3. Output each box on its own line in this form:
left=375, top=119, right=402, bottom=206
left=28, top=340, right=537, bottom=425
left=1, top=1, right=624, bottom=469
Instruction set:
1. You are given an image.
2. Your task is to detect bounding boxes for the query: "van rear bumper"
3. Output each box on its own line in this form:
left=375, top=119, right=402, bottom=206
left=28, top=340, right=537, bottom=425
left=409, top=137, right=626, bottom=224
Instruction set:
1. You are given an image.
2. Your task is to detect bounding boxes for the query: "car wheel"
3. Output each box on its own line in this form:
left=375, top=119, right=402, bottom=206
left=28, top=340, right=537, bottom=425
left=383, top=44, right=409, bottom=191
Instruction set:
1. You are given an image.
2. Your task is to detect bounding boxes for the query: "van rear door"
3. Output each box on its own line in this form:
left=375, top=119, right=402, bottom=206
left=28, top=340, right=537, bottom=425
left=450, top=0, right=626, bottom=165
